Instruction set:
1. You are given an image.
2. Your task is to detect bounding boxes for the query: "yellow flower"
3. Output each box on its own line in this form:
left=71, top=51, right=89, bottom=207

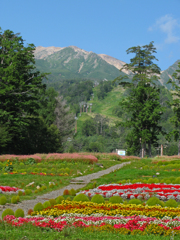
left=10, top=162, right=12, bottom=165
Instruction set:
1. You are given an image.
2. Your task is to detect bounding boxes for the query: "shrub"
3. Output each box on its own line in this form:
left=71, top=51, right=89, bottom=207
left=175, top=177, right=180, bottom=184
left=49, top=199, right=56, bottom=206
left=25, top=189, right=32, bottom=195
left=73, top=193, right=89, bottom=202
left=66, top=197, right=71, bottom=201
left=1, top=208, right=14, bottom=219
left=147, top=178, right=154, bottom=184
left=11, top=196, right=18, bottom=204
left=33, top=202, right=44, bottom=212
left=65, top=167, right=70, bottom=173
left=91, top=194, right=105, bottom=204
left=27, top=167, right=32, bottom=172
left=132, top=179, right=137, bottom=184
left=2, top=208, right=14, bottom=219
left=63, top=189, right=70, bottom=195
left=28, top=209, right=33, bottom=215
left=0, top=196, right=7, bottom=205
left=153, top=178, right=159, bottom=183
left=43, top=201, right=51, bottom=209
left=16, top=195, right=20, bottom=202
left=121, top=180, right=126, bottom=184
left=34, top=190, right=38, bottom=194
left=165, top=199, right=178, bottom=208
left=18, top=191, right=23, bottom=196
left=109, top=196, right=123, bottom=204
left=56, top=196, right=64, bottom=204
left=41, top=186, right=47, bottom=191
left=69, top=189, right=76, bottom=196
left=164, top=179, right=171, bottom=184
left=146, top=197, right=164, bottom=207
left=128, top=199, right=142, bottom=205
left=15, top=209, right=24, bottom=218
left=160, top=179, right=165, bottom=183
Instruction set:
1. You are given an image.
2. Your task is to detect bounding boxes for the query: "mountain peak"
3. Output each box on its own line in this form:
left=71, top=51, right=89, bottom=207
left=34, top=46, right=64, bottom=59
left=34, top=45, right=128, bottom=73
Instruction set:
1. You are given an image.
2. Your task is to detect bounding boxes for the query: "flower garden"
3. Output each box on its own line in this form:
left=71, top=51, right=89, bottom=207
left=1, top=154, right=180, bottom=239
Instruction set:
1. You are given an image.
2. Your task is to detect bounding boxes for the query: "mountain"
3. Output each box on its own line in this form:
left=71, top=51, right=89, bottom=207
left=159, top=60, right=180, bottom=89
left=34, top=46, right=180, bottom=88
left=34, top=46, right=127, bottom=82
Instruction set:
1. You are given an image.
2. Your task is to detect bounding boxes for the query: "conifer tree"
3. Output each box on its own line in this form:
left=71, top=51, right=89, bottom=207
left=116, top=42, right=163, bottom=157
left=167, top=62, right=180, bottom=155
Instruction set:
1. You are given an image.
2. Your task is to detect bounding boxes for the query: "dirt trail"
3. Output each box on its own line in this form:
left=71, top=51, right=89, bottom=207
left=0, top=161, right=130, bottom=217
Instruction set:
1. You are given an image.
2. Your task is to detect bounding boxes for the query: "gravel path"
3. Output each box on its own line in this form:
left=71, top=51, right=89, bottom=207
left=0, top=161, right=130, bottom=217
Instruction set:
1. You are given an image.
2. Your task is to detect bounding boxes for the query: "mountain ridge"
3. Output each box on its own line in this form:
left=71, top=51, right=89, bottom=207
left=34, top=46, right=180, bottom=88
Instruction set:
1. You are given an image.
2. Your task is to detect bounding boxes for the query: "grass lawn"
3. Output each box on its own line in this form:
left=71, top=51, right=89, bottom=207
left=0, top=222, right=177, bottom=240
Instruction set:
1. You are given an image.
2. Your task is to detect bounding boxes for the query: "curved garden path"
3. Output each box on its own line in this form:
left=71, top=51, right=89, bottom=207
left=0, top=161, right=130, bottom=217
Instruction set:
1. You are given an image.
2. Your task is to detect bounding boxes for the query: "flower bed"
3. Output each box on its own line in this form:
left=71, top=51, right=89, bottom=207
left=78, top=183, right=180, bottom=201
left=0, top=153, right=98, bottom=164
left=4, top=213, right=180, bottom=236
left=31, top=200, right=180, bottom=218
left=0, top=186, right=23, bottom=194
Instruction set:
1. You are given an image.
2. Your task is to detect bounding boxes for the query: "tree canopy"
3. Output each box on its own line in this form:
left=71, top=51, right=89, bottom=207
left=116, top=42, right=163, bottom=157
left=0, top=28, right=65, bottom=154
left=167, top=62, right=180, bottom=154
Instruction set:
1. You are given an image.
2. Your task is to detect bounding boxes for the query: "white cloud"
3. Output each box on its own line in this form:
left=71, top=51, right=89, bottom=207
left=149, top=14, right=180, bottom=44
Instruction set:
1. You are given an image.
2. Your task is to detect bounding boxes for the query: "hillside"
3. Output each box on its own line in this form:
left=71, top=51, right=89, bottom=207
left=34, top=46, right=126, bottom=82
left=34, top=46, right=180, bottom=89
left=159, top=60, right=180, bottom=89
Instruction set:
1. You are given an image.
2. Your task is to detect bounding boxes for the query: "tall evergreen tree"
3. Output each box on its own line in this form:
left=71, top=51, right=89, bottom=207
left=167, top=62, right=180, bottom=155
left=115, top=42, right=163, bottom=157
left=0, top=28, right=48, bottom=153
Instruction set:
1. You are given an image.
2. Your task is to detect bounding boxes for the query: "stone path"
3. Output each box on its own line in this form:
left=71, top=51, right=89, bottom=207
left=0, top=161, right=130, bottom=217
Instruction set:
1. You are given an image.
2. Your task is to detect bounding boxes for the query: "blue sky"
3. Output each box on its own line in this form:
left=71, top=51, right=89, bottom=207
left=1, top=0, right=180, bottom=70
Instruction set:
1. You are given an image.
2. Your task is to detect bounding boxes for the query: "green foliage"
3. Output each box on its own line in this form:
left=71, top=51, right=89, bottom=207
left=18, top=191, right=23, bottom=196
left=66, top=196, right=71, bottom=201
left=69, top=189, right=76, bottom=196
left=167, top=62, right=180, bottom=154
left=49, top=199, right=56, bottom=206
left=128, top=199, right=142, bottom=205
left=16, top=195, right=20, bottom=203
left=116, top=42, right=163, bottom=157
left=4, top=161, right=13, bottom=172
left=109, top=196, right=123, bottom=204
left=11, top=196, right=18, bottom=204
left=0, top=196, right=7, bottom=205
left=0, top=125, right=12, bottom=151
left=56, top=196, right=64, bottom=204
left=91, top=194, right=105, bottom=204
left=0, top=28, right=48, bottom=154
left=26, top=158, right=36, bottom=165
left=146, top=197, right=164, bottom=207
left=43, top=201, right=51, bottom=209
left=33, top=202, right=44, bottom=212
left=25, top=189, right=32, bottom=195
left=73, top=193, right=89, bottom=202
left=2, top=208, right=14, bottom=220
left=96, top=80, right=114, bottom=100
left=165, top=199, right=178, bottom=208
left=14, top=208, right=24, bottom=218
